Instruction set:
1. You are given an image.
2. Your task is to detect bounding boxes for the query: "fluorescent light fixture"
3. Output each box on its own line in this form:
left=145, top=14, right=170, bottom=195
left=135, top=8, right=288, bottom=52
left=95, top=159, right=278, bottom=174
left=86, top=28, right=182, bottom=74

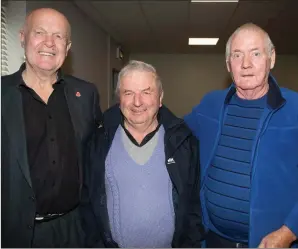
left=188, top=38, right=219, bottom=45
left=191, top=0, right=238, bottom=2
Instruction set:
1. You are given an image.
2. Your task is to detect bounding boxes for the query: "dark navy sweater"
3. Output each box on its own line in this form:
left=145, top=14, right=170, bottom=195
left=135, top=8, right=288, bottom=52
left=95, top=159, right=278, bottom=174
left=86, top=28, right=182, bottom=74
left=205, top=93, right=266, bottom=242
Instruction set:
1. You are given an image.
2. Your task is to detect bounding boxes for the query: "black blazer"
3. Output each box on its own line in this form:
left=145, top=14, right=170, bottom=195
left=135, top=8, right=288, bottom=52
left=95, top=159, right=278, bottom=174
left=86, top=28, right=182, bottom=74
left=1, top=68, right=102, bottom=248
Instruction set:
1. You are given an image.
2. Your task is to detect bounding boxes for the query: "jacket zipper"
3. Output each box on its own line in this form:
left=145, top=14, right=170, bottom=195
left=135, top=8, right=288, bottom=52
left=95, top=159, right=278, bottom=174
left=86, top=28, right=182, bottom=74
left=248, top=103, right=284, bottom=246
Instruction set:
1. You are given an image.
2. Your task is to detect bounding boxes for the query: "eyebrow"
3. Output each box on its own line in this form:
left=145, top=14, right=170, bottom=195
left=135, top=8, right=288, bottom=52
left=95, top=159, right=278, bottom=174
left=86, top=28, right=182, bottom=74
left=34, top=27, right=46, bottom=31
left=123, top=89, right=133, bottom=93
left=123, top=87, right=152, bottom=93
left=141, top=87, right=151, bottom=92
left=232, top=48, right=260, bottom=53
left=34, top=27, right=67, bottom=36
left=231, top=49, right=242, bottom=53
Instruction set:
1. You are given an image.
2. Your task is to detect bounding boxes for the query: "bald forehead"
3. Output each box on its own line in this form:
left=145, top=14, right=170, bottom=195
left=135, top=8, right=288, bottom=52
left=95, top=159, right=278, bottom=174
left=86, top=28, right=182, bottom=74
left=231, top=27, right=267, bottom=48
left=26, top=8, right=68, bottom=25
left=232, top=25, right=267, bottom=43
left=25, top=8, right=71, bottom=38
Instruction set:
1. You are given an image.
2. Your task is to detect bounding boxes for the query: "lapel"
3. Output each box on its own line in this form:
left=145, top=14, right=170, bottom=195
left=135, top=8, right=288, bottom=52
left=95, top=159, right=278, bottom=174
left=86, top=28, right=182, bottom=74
left=2, top=85, right=32, bottom=187
left=63, top=82, right=83, bottom=163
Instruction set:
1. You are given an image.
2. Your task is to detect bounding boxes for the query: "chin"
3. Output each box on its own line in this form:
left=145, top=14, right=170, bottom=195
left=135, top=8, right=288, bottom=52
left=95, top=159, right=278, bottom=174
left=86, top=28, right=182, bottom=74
left=241, top=83, right=261, bottom=90
left=37, top=58, right=59, bottom=68
left=236, top=79, right=257, bottom=89
left=132, top=117, right=146, bottom=124
left=129, top=115, right=147, bottom=124
left=37, top=64, right=57, bottom=72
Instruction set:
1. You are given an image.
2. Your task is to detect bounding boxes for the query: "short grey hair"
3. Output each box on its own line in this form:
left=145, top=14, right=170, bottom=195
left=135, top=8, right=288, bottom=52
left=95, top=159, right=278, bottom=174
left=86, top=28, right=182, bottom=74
left=225, top=23, right=275, bottom=60
left=115, top=60, right=163, bottom=97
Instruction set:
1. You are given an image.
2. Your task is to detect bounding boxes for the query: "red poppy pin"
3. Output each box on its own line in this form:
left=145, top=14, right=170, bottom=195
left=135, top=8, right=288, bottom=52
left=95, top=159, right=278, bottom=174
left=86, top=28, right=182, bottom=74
left=76, top=91, right=81, bottom=97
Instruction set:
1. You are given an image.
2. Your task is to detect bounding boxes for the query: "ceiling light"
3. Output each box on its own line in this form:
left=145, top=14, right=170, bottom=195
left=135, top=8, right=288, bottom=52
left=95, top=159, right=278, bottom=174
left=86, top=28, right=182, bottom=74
left=191, top=0, right=238, bottom=2
left=188, top=38, right=219, bottom=45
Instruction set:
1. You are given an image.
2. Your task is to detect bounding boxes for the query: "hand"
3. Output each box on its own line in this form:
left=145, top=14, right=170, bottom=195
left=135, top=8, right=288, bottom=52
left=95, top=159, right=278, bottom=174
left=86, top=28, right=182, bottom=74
left=258, top=225, right=297, bottom=248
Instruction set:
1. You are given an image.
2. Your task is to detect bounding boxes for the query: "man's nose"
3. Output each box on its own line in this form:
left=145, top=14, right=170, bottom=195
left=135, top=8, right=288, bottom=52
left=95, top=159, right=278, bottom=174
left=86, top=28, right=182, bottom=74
left=242, top=54, right=252, bottom=69
left=133, top=94, right=142, bottom=106
left=44, top=34, right=55, bottom=47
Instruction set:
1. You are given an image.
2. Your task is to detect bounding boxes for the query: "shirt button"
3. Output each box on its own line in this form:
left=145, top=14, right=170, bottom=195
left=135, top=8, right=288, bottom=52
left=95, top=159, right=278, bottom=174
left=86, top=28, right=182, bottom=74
left=48, top=115, right=52, bottom=119
left=51, top=138, right=55, bottom=142
left=52, top=160, right=56, bottom=164
left=27, top=225, right=33, bottom=229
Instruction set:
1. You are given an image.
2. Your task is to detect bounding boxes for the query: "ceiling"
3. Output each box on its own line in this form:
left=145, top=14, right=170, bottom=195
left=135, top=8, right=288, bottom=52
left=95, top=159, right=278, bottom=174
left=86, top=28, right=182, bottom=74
left=74, top=0, right=298, bottom=54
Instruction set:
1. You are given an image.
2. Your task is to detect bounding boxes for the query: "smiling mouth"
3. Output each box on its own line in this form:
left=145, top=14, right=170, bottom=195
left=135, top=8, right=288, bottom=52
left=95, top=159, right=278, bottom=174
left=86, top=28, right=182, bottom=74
left=38, top=51, right=55, bottom=56
left=131, top=110, right=145, bottom=114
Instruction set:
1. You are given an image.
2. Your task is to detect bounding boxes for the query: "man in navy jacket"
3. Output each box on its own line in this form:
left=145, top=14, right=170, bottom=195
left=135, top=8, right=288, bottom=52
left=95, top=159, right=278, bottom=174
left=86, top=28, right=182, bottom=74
left=81, top=60, right=204, bottom=248
left=185, top=23, right=298, bottom=248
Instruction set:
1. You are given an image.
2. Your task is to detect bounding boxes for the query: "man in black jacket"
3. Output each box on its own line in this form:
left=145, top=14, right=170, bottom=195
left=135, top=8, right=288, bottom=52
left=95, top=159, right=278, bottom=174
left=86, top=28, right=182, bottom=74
left=1, top=8, right=102, bottom=247
left=81, top=60, right=204, bottom=247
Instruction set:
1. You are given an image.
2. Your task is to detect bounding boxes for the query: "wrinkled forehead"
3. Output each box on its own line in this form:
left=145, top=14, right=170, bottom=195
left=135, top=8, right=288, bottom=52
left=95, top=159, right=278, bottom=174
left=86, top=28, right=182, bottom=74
left=231, top=29, right=267, bottom=51
left=121, top=71, right=158, bottom=89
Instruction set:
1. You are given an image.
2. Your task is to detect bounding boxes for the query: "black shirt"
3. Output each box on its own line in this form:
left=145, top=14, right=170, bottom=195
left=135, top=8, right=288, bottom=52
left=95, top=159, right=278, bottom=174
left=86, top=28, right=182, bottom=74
left=19, top=74, right=80, bottom=215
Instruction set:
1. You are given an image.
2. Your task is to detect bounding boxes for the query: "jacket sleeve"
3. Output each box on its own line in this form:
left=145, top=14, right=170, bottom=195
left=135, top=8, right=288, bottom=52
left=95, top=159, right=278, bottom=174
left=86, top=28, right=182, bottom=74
left=80, top=132, right=105, bottom=247
left=184, top=106, right=201, bottom=138
left=178, top=135, right=205, bottom=247
left=284, top=201, right=298, bottom=238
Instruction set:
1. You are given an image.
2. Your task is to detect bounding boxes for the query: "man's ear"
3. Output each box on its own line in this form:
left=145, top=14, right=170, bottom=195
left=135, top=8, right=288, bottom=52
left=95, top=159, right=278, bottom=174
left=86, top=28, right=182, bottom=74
left=270, top=48, right=276, bottom=69
left=66, top=41, right=72, bottom=56
left=19, top=30, right=25, bottom=48
left=159, top=91, right=164, bottom=107
left=226, top=59, right=231, bottom=73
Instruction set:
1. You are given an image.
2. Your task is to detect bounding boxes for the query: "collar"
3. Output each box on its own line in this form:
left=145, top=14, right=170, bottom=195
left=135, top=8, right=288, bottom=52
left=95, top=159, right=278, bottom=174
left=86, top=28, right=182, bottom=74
left=17, top=63, right=65, bottom=87
left=120, top=113, right=161, bottom=147
left=224, top=74, right=286, bottom=110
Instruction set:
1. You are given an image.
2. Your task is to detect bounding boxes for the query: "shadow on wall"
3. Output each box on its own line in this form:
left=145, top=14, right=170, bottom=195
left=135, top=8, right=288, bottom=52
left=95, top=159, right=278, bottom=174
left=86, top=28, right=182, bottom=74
left=224, top=74, right=233, bottom=88
left=61, top=50, right=73, bottom=75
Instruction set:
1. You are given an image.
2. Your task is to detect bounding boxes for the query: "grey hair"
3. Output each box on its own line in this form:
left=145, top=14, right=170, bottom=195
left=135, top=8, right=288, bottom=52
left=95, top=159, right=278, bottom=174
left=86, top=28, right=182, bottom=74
left=115, top=60, right=163, bottom=96
left=225, top=23, right=275, bottom=60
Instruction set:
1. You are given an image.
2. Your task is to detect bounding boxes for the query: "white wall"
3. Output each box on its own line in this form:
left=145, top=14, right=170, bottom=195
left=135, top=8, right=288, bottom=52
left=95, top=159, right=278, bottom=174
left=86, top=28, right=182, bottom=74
left=130, top=53, right=298, bottom=117
left=5, top=1, right=26, bottom=74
